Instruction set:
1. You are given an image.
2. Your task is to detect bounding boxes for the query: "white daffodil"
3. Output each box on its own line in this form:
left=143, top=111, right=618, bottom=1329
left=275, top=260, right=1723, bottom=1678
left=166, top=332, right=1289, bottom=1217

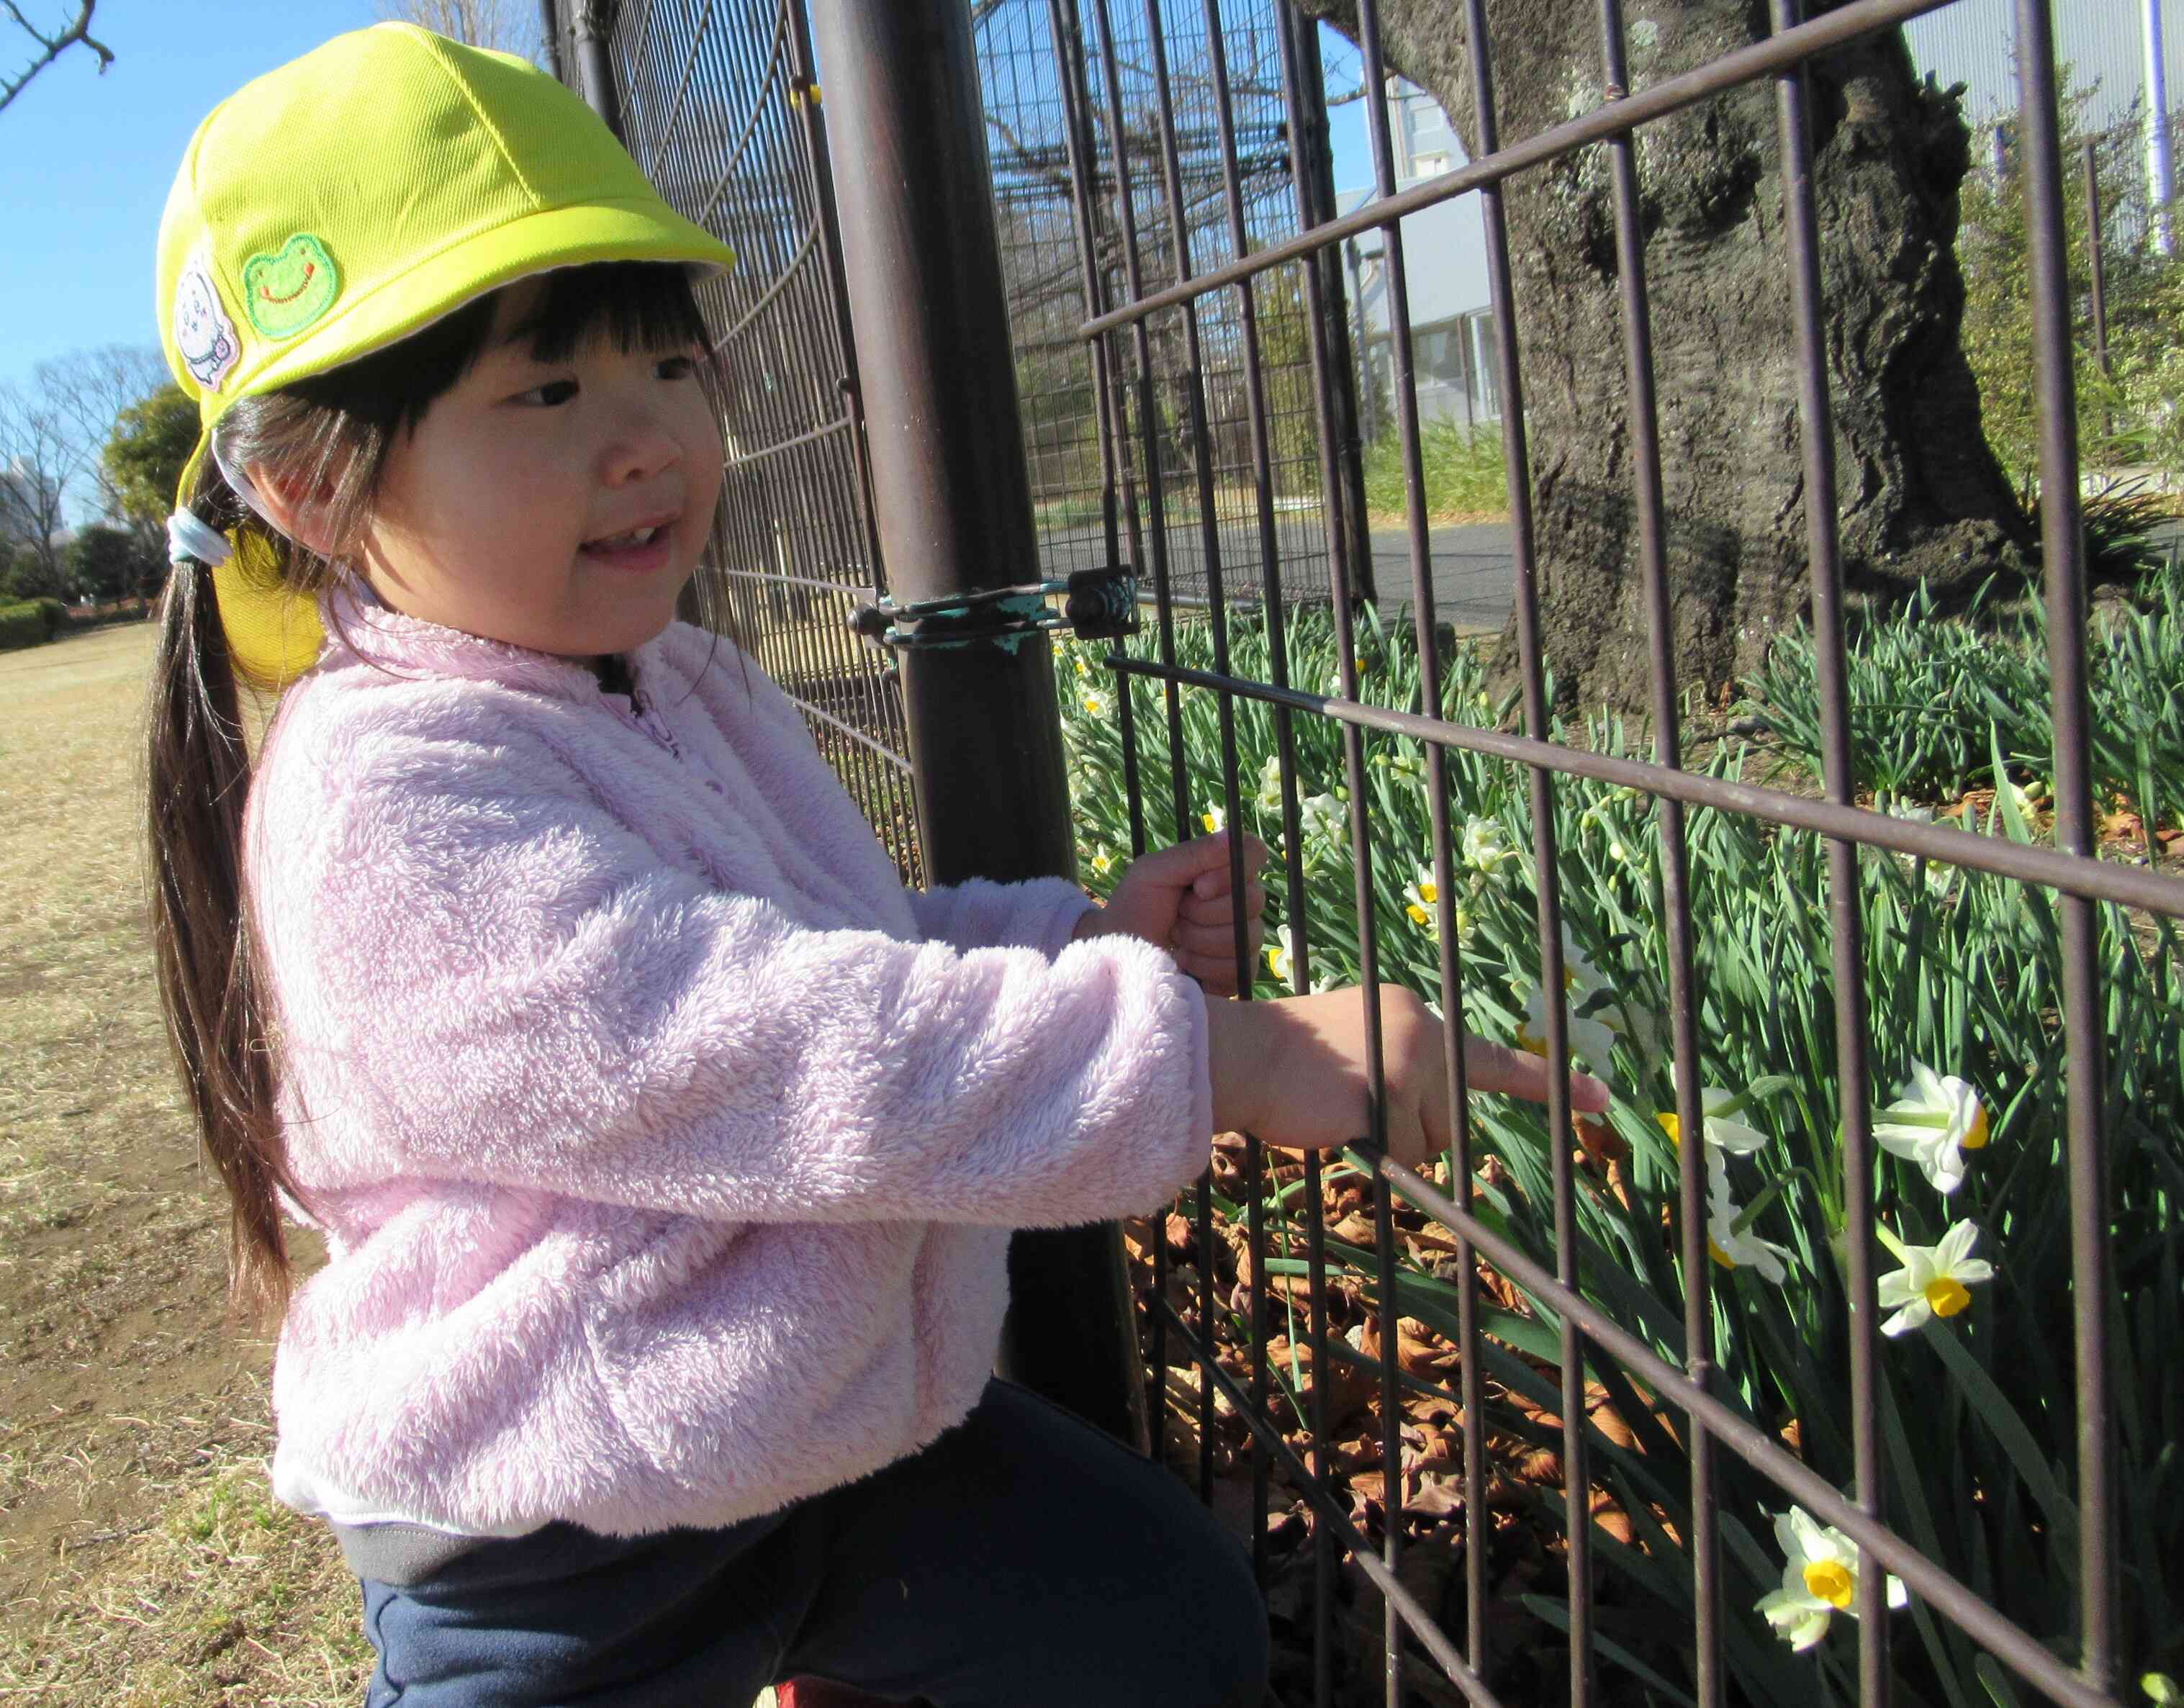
left=1517, top=990, right=1617, bottom=1076
left=1265, top=923, right=1295, bottom=990
left=1255, top=755, right=1284, bottom=813
left=1755, top=1506, right=1908, bottom=1652
left=1659, top=1070, right=1771, bottom=1157
left=1079, top=687, right=1111, bottom=717
left=1879, top=800, right=1960, bottom=899
left=1514, top=926, right=1620, bottom=1072
left=1201, top=803, right=1226, bottom=836
left=1873, top=1061, right=1990, bottom=1195
left=1877, top=1221, right=1995, bottom=1338
left=1461, top=815, right=1517, bottom=875
left=1073, top=655, right=1090, bottom=678
left=1403, top=864, right=1443, bottom=933
left=1297, top=792, right=1344, bottom=845
left=1707, top=1176, right=1795, bottom=1283
left=1088, top=844, right=1116, bottom=879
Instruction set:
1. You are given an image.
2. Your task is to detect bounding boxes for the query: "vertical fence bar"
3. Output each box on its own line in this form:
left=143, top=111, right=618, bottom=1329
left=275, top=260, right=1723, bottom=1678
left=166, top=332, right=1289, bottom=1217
left=2083, top=143, right=2111, bottom=378
left=1592, top=6, right=1720, bottom=1704
left=1272, top=17, right=1361, bottom=1698
left=1448, top=2, right=1589, bottom=1702
left=1769, top=5, right=1890, bottom=1703
left=2016, top=4, right=2119, bottom=1691
left=805, top=0, right=1146, bottom=1450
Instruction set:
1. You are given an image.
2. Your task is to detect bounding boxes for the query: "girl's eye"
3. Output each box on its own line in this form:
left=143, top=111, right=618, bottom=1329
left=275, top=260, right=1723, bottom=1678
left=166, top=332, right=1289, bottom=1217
left=514, top=379, right=579, bottom=407
left=656, top=355, right=698, bottom=381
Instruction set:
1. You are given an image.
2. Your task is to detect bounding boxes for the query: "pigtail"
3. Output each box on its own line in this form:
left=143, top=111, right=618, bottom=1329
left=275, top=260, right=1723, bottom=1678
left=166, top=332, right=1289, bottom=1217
left=145, top=526, right=299, bottom=1321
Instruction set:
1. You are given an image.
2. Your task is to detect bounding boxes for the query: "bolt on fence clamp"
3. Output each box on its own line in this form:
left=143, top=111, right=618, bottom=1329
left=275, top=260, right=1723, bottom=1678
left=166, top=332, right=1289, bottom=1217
left=847, top=566, right=1138, bottom=653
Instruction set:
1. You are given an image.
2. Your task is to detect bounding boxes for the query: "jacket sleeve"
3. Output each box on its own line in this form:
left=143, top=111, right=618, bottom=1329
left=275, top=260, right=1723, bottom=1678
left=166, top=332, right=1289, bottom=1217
left=904, top=877, right=1096, bottom=959
left=252, top=713, right=1211, bottom=1229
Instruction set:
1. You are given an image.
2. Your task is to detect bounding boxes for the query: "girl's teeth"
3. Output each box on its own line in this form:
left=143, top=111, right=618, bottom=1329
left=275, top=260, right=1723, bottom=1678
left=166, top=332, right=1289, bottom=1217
left=596, top=525, right=659, bottom=549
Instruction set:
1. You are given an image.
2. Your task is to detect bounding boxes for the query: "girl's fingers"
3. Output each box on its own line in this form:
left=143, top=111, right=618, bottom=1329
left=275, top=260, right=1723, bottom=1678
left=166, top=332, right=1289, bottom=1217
left=1461, top=1036, right=1612, bottom=1114
left=1178, top=879, right=1266, bottom=926
left=1173, top=919, right=1265, bottom=961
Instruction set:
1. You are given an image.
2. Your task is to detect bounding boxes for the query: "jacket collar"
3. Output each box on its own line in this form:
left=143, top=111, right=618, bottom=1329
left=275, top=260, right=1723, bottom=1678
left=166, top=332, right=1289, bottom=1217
left=315, top=576, right=667, bottom=702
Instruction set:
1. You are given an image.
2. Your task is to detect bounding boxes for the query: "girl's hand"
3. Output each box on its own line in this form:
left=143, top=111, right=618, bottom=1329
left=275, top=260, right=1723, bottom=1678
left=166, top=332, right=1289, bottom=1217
left=1074, top=830, right=1268, bottom=997
left=1203, top=985, right=1612, bottom=1170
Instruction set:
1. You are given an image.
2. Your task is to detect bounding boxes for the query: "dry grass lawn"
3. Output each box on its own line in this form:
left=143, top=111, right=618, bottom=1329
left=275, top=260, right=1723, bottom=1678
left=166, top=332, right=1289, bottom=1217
left=0, top=620, right=369, bottom=1705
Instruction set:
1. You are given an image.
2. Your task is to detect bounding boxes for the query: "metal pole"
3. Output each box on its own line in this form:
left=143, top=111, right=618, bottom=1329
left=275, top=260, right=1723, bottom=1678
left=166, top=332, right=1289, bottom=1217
left=2085, top=143, right=2111, bottom=377
left=2149, top=0, right=2175, bottom=256
left=804, top=0, right=1150, bottom=1450
left=572, top=0, right=623, bottom=136
left=537, top=0, right=564, bottom=82
left=1346, top=238, right=1378, bottom=448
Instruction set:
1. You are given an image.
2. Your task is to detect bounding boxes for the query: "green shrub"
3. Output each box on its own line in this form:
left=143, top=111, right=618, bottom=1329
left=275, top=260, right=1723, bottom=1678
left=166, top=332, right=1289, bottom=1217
left=33, top=596, right=66, bottom=638
left=1060, top=606, right=2183, bottom=1703
left=0, top=601, right=50, bottom=652
left=1361, top=419, right=1509, bottom=522
left=1741, top=555, right=2184, bottom=836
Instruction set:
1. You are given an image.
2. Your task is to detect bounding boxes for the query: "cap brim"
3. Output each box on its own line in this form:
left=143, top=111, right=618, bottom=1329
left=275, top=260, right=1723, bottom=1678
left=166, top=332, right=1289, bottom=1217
left=233, top=197, right=737, bottom=405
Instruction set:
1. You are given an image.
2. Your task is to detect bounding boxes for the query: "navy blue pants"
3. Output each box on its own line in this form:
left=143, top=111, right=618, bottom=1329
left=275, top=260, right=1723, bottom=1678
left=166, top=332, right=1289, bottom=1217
left=360, top=1380, right=1268, bottom=1707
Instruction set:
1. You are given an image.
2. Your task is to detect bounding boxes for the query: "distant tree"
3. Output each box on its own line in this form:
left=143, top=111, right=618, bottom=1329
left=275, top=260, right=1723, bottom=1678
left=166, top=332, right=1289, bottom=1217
left=3, top=1, right=112, bottom=116
left=103, top=383, right=199, bottom=552
left=0, top=347, right=166, bottom=587
left=376, top=0, right=544, bottom=65
left=65, top=521, right=146, bottom=603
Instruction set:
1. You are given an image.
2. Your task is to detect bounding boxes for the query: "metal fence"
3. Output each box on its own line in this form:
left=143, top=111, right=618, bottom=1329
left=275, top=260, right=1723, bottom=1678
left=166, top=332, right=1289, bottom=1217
left=972, top=0, right=1376, bottom=605
left=555, top=0, right=2184, bottom=1704
left=1057, top=0, right=2183, bottom=1705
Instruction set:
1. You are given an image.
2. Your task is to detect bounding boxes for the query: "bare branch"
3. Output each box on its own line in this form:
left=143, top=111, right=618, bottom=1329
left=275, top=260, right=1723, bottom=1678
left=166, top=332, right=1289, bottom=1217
left=1, top=0, right=114, bottom=115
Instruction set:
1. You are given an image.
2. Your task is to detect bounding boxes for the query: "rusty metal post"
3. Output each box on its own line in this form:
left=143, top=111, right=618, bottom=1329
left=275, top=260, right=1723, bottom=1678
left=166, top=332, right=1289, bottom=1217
left=804, top=0, right=1150, bottom=1450
left=571, top=0, right=623, bottom=135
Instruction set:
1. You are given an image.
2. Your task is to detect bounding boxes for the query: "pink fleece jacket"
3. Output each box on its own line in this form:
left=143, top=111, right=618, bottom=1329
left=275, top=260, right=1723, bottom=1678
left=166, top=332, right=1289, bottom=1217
left=247, top=584, right=1211, bottom=1539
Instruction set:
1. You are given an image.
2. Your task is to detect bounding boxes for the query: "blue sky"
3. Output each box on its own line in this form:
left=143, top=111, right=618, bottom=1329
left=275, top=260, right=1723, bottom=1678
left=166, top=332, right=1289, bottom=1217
left=1, top=2, right=384, bottom=394
left=1, top=4, right=1373, bottom=398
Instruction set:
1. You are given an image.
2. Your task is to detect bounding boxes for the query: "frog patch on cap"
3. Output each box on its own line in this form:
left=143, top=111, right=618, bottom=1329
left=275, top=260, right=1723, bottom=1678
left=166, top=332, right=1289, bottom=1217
left=243, top=234, right=340, bottom=340
left=173, top=245, right=240, bottom=392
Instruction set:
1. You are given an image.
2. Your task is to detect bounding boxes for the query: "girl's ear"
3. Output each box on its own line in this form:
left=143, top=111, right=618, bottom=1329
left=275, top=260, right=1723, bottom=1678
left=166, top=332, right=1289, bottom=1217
left=240, top=460, right=346, bottom=559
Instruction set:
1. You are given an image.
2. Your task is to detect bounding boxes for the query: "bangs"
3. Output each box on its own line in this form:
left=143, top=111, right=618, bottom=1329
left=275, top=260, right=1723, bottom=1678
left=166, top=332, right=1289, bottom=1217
left=502, top=261, right=711, bottom=366
left=279, top=261, right=710, bottom=443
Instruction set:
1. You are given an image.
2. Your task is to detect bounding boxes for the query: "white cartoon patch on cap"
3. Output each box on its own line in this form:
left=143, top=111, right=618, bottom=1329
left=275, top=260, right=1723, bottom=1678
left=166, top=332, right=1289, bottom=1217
left=174, top=245, right=240, bottom=392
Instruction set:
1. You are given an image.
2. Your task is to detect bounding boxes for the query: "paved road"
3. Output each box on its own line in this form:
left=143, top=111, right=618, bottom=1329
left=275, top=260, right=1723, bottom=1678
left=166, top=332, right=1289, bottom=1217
left=1038, top=516, right=1517, bottom=632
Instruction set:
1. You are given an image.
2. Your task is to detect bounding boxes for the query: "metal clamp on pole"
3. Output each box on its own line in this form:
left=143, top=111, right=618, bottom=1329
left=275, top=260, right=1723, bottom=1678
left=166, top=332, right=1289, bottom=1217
left=847, top=566, right=1138, bottom=650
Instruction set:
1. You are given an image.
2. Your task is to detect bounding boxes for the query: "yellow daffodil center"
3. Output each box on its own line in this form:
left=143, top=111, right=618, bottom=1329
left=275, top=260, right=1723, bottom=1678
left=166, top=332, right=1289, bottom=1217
left=1962, top=1104, right=1990, bottom=1150
left=1407, top=903, right=1430, bottom=925
left=1803, top=1558, right=1856, bottom=1610
left=1202, top=813, right=1219, bottom=833
left=1708, top=1239, right=1736, bottom=1270
left=1516, top=1024, right=1546, bottom=1058
left=1658, top=1113, right=1682, bottom=1148
left=1924, top=1276, right=1973, bottom=1318
left=1417, top=880, right=1437, bottom=905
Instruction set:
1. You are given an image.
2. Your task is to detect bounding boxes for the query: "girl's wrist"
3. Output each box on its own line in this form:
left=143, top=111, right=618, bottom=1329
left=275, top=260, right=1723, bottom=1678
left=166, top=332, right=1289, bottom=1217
left=1201, top=993, right=1268, bottom=1137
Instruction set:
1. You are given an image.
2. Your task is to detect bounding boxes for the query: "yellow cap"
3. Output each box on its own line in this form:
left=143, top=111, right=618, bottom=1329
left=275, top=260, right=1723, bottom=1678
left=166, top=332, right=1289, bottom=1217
left=158, top=24, right=736, bottom=684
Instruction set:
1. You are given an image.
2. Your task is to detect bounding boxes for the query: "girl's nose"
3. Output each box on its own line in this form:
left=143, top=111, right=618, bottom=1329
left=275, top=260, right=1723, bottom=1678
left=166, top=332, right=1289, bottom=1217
left=601, top=407, right=682, bottom=487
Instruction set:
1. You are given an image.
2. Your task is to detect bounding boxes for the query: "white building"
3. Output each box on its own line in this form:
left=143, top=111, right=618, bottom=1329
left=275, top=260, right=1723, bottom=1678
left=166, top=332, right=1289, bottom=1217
left=1337, top=78, right=1499, bottom=435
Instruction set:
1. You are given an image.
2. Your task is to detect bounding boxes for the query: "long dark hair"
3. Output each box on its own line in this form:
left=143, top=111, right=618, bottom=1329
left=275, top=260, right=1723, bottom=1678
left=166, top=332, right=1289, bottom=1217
left=145, top=262, right=719, bottom=1319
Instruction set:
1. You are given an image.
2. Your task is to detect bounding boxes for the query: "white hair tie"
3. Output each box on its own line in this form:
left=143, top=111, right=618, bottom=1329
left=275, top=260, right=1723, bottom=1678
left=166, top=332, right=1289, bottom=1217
left=167, top=507, right=233, bottom=567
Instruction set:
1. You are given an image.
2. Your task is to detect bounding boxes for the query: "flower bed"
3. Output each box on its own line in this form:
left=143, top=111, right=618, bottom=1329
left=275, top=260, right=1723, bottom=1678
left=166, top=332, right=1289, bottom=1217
left=1059, top=605, right=2184, bottom=1704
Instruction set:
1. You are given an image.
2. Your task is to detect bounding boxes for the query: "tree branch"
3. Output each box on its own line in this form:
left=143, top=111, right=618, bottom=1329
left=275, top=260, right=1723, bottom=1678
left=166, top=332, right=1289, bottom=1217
left=1, top=1, right=113, bottom=116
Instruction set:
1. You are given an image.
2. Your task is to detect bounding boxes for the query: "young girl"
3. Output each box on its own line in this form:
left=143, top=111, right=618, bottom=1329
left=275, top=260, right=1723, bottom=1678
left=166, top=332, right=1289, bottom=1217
left=147, top=26, right=1602, bottom=1708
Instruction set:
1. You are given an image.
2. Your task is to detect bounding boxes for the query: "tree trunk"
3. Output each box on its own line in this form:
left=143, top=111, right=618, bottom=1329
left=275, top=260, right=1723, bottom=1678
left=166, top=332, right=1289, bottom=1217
left=1299, top=0, right=2031, bottom=710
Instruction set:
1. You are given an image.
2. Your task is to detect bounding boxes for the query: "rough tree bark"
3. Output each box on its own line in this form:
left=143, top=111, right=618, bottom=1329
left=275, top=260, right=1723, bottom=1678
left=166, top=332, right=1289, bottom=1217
left=1298, top=0, right=2031, bottom=710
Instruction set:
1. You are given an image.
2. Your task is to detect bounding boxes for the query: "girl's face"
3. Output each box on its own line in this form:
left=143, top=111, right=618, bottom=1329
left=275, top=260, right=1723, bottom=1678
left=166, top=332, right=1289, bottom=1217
left=356, top=276, right=723, bottom=662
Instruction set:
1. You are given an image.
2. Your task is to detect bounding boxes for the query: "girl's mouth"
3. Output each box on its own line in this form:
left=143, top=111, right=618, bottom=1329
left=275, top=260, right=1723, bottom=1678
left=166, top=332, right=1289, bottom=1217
left=581, top=519, right=676, bottom=571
